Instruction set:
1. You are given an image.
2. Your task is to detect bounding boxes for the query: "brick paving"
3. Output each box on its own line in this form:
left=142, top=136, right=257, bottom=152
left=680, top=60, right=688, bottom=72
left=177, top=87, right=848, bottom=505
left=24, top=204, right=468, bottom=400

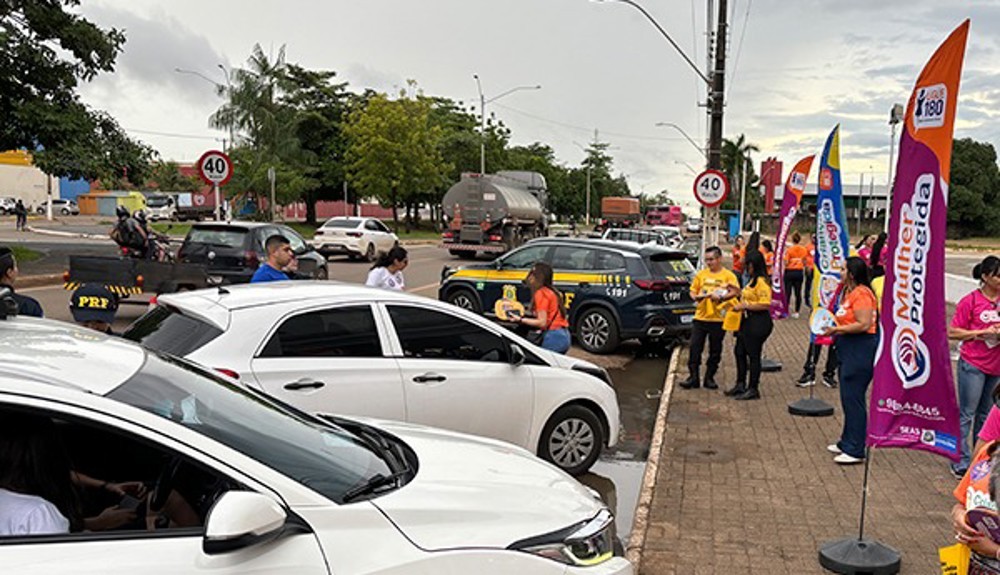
left=638, top=316, right=958, bottom=574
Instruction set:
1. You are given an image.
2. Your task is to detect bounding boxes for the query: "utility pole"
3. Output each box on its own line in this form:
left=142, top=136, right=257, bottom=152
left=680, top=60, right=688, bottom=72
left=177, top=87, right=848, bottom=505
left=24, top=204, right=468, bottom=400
left=707, top=0, right=728, bottom=171
left=857, top=173, right=865, bottom=237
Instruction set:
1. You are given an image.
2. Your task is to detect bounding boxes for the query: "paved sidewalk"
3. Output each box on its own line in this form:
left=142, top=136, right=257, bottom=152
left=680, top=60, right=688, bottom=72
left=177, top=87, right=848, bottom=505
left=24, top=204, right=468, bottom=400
left=637, top=317, right=957, bottom=574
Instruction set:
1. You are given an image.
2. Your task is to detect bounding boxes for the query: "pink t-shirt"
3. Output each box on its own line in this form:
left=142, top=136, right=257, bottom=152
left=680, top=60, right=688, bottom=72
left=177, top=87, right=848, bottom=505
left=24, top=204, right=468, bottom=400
left=979, top=407, right=1000, bottom=442
left=951, top=289, right=1000, bottom=375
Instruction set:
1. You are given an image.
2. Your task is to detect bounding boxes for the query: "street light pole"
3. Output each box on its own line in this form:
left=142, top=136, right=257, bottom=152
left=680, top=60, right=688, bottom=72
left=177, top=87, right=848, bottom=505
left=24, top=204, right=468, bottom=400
left=472, top=75, right=541, bottom=175
left=885, top=103, right=904, bottom=232
left=654, top=122, right=707, bottom=159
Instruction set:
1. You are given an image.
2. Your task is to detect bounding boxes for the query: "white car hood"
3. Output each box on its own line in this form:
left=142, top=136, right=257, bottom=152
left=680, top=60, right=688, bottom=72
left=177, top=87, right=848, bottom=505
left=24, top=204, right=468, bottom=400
left=369, top=419, right=606, bottom=550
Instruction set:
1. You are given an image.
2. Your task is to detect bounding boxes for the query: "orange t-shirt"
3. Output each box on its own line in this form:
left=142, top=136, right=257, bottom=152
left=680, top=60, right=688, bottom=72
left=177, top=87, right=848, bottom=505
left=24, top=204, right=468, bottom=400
left=534, top=287, right=569, bottom=331
left=732, top=246, right=744, bottom=273
left=785, top=244, right=809, bottom=270
left=835, top=285, right=878, bottom=334
left=805, top=243, right=816, bottom=269
left=761, top=248, right=774, bottom=273
left=954, top=442, right=997, bottom=512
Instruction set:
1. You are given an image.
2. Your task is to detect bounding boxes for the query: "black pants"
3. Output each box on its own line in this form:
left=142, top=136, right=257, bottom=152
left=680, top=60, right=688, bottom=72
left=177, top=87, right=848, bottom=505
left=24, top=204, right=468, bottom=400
left=784, top=269, right=804, bottom=313
left=735, top=312, right=774, bottom=389
left=804, top=269, right=813, bottom=307
left=802, top=342, right=838, bottom=378
left=688, top=320, right=725, bottom=382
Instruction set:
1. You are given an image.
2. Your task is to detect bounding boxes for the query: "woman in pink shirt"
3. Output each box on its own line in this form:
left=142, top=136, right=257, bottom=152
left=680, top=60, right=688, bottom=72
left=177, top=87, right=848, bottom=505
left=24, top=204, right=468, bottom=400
left=949, top=255, right=1000, bottom=478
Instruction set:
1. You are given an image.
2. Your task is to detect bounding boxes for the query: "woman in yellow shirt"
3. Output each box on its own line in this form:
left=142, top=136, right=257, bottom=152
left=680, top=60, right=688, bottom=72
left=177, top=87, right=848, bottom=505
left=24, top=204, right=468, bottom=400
left=724, top=250, right=774, bottom=400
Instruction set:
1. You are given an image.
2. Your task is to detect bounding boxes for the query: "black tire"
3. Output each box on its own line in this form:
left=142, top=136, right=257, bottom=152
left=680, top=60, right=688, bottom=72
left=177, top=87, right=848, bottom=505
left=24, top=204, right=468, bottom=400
left=575, top=307, right=620, bottom=354
left=538, top=405, right=605, bottom=476
left=60, top=208, right=70, bottom=215
left=315, top=266, right=329, bottom=280
left=445, top=287, right=481, bottom=313
left=365, top=242, right=376, bottom=262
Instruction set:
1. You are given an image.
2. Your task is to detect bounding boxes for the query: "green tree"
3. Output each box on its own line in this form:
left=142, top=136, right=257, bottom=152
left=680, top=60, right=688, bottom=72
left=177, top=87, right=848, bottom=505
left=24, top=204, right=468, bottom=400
left=720, top=134, right=760, bottom=213
left=1, top=1, right=153, bottom=184
left=344, top=87, right=449, bottom=231
left=148, top=160, right=200, bottom=191
left=949, top=137, right=1000, bottom=238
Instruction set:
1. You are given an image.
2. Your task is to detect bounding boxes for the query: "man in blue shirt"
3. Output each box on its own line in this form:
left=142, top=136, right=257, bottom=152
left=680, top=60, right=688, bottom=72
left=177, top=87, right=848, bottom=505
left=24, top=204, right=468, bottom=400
left=0, top=247, right=43, bottom=317
left=251, top=235, right=296, bottom=283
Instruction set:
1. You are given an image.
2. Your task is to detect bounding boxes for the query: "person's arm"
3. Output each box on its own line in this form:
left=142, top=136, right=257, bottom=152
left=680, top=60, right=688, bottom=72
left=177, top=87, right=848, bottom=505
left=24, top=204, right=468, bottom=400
left=690, top=273, right=706, bottom=300
left=518, top=308, right=549, bottom=329
left=828, top=307, right=874, bottom=335
left=948, top=297, right=990, bottom=341
left=949, top=325, right=992, bottom=341
left=71, top=471, right=147, bottom=498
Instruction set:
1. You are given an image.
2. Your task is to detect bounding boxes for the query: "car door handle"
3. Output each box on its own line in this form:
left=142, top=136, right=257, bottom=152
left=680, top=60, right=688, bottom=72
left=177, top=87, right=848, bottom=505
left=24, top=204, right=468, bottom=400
left=412, top=372, right=447, bottom=383
left=283, top=379, right=326, bottom=391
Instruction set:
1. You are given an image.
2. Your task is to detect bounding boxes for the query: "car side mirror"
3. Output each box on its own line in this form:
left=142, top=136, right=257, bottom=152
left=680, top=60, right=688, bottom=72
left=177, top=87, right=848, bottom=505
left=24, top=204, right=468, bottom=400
left=510, top=343, right=526, bottom=367
left=495, top=259, right=505, bottom=270
left=203, top=491, right=292, bottom=555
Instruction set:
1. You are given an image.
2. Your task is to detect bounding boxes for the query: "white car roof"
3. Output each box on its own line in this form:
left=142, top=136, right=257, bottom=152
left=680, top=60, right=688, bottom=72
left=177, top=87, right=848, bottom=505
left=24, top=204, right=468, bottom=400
left=0, top=317, right=146, bottom=395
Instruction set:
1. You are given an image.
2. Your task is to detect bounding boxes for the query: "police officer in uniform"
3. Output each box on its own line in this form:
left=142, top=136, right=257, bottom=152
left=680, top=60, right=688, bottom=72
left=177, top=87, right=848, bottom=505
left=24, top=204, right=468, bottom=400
left=69, top=284, right=119, bottom=334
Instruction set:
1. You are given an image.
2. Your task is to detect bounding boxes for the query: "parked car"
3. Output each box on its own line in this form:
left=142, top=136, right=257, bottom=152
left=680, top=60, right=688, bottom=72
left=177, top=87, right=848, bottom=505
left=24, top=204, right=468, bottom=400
left=35, top=198, right=79, bottom=215
left=649, top=225, right=683, bottom=247
left=440, top=238, right=696, bottom=354
left=601, top=228, right=672, bottom=247
left=125, top=282, right=621, bottom=476
left=312, top=216, right=398, bottom=261
left=177, top=221, right=328, bottom=284
left=0, top=314, right=630, bottom=575
left=679, top=236, right=702, bottom=267
left=685, top=217, right=702, bottom=234
left=0, top=197, right=17, bottom=214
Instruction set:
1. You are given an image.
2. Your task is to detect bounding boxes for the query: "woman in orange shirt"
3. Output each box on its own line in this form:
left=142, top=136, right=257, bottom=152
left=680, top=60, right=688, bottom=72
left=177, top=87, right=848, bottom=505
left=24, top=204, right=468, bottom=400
left=823, top=256, right=879, bottom=465
left=783, top=231, right=809, bottom=318
left=517, top=262, right=571, bottom=353
left=760, top=239, right=775, bottom=277
left=732, top=235, right=745, bottom=281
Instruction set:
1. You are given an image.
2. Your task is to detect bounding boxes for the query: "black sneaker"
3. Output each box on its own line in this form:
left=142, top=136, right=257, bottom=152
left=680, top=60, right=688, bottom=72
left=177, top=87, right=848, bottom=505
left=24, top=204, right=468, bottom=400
left=951, top=466, right=968, bottom=480
left=703, top=377, right=719, bottom=390
left=795, top=373, right=815, bottom=388
left=822, top=374, right=838, bottom=388
left=678, top=378, right=700, bottom=389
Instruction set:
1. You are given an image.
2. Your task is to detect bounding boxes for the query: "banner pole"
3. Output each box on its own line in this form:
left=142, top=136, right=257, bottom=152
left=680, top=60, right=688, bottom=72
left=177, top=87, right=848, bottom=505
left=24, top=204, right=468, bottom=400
left=858, top=447, right=872, bottom=541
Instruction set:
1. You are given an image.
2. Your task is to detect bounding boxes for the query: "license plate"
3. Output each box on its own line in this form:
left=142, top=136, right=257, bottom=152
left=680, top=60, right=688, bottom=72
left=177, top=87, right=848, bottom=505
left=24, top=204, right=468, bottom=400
left=680, top=315, right=694, bottom=324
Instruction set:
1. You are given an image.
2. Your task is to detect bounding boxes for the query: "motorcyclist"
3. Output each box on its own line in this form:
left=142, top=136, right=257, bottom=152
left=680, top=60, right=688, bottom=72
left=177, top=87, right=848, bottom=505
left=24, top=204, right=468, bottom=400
left=110, top=206, right=147, bottom=258
left=133, top=211, right=169, bottom=262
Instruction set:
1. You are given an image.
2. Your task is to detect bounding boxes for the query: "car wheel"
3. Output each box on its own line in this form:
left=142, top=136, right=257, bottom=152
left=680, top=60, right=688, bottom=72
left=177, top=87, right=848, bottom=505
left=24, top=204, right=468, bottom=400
left=315, top=266, right=329, bottom=280
left=539, top=405, right=604, bottom=475
left=60, top=208, right=70, bottom=215
left=576, top=307, right=620, bottom=354
left=446, top=288, right=481, bottom=313
left=365, top=242, right=376, bottom=262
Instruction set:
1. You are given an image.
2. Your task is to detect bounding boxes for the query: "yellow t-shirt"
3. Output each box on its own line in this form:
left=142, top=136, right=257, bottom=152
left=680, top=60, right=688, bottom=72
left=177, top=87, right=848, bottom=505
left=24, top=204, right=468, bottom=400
left=741, top=277, right=773, bottom=306
left=871, top=276, right=885, bottom=312
left=691, top=268, right=739, bottom=322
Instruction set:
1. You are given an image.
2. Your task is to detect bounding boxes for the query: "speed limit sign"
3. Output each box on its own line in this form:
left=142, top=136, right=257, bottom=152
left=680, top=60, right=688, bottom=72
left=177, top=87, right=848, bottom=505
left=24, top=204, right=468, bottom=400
left=693, top=169, right=729, bottom=208
left=197, top=150, right=233, bottom=186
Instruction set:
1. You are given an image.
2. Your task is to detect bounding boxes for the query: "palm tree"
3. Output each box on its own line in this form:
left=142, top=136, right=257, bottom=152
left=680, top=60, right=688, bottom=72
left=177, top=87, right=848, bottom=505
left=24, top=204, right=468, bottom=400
left=720, top=134, right=759, bottom=212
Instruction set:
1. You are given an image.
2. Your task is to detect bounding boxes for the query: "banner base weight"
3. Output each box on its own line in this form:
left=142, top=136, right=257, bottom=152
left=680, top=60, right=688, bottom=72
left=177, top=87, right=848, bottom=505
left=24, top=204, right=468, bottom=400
left=818, top=538, right=900, bottom=575
left=788, top=397, right=835, bottom=417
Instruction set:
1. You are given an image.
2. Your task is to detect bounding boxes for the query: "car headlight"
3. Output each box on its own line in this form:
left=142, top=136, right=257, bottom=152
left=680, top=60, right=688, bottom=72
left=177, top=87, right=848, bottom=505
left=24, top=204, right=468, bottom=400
left=572, top=364, right=613, bottom=386
left=510, top=509, right=616, bottom=566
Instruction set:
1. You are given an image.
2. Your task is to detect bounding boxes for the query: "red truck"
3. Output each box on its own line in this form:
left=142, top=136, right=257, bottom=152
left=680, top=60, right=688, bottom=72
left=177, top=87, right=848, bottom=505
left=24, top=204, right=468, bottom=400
left=645, top=205, right=683, bottom=227
left=596, top=197, right=641, bottom=232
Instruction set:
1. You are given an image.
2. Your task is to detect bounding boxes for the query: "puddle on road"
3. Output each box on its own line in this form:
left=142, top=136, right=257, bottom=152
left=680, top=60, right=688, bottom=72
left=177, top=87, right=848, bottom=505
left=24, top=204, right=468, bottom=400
left=577, top=356, right=668, bottom=539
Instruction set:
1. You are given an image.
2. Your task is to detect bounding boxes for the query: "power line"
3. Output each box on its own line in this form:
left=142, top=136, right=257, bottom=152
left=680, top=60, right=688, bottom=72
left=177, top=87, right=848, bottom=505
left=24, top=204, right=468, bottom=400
left=490, top=102, right=693, bottom=144
left=728, top=0, right=752, bottom=97
left=125, top=127, right=219, bottom=141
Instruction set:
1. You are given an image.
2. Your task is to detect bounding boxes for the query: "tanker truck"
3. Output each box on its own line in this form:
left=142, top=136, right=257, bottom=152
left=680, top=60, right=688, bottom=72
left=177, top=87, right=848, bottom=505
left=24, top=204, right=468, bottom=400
left=439, top=171, right=548, bottom=258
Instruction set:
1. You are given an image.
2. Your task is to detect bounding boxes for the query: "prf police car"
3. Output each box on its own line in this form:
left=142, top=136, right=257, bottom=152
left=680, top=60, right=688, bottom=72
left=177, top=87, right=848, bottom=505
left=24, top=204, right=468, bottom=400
left=439, top=238, right=696, bottom=354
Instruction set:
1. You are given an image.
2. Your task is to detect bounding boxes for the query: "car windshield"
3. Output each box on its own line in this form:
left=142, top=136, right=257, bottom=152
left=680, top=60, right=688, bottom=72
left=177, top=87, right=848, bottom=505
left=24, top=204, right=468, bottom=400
left=147, top=196, right=171, bottom=207
left=648, top=253, right=695, bottom=277
left=186, top=227, right=247, bottom=248
left=107, top=352, right=393, bottom=504
left=323, top=219, right=361, bottom=229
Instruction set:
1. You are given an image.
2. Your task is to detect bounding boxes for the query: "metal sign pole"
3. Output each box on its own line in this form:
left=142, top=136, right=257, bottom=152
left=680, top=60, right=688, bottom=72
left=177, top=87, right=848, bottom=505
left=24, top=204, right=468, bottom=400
left=213, top=183, right=221, bottom=221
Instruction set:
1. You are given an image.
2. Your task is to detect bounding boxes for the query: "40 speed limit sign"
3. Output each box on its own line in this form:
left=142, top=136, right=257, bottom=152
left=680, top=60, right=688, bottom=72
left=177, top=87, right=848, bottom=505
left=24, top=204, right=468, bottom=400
left=197, top=150, right=233, bottom=186
left=693, top=169, right=730, bottom=208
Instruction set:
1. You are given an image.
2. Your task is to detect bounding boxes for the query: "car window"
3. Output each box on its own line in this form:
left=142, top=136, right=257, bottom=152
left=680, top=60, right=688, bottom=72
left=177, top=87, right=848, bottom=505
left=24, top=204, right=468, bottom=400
left=122, top=305, right=224, bottom=355
left=109, top=353, right=394, bottom=505
left=185, top=227, right=247, bottom=249
left=499, top=245, right=548, bottom=269
left=0, top=405, right=241, bottom=539
left=550, top=245, right=594, bottom=270
left=259, top=306, right=383, bottom=358
left=323, top=219, right=361, bottom=229
left=387, top=305, right=508, bottom=363
left=593, top=250, right=627, bottom=271
left=648, top=253, right=696, bottom=276
left=364, top=220, right=381, bottom=231
left=280, top=227, right=307, bottom=252
left=374, top=221, right=391, bottom=233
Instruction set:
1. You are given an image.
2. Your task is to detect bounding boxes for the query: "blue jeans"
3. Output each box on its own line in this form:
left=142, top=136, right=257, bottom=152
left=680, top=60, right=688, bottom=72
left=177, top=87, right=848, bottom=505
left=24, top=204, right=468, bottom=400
left=542, top=328, right=571, bottom=354
left=836, top=332, right=878, bottom=459
left=955, top=358, right=1000, bottom=471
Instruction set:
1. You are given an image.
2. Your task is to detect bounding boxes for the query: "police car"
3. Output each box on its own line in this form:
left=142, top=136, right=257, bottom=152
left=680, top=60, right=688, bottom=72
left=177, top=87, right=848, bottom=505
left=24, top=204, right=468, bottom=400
left=439, top=238, right=696, bottom=354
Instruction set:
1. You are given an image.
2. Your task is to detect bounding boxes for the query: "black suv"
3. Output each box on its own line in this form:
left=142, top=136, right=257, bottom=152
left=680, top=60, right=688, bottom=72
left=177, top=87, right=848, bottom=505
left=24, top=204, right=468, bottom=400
left=177, top=222, right=328, bottom=284
left=439, top=238, right=696, bottom=353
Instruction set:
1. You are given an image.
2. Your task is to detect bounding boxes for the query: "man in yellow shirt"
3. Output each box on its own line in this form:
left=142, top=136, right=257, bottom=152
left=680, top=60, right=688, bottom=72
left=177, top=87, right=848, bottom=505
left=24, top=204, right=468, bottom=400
left=680, top=246, right=739, bottom=390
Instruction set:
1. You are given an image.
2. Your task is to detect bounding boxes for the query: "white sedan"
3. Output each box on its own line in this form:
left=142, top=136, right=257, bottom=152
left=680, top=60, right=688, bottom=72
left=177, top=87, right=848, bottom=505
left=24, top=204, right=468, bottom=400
left=127, top=282, right=621, bottom=475
left=312, top=216, right=398, bottom=261
left=0, top=315, right=630, bottom=575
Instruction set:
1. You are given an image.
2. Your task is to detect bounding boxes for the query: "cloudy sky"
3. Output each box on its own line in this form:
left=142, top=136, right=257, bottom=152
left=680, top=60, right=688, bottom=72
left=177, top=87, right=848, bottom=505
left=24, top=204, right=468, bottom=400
left=76, top=0, right=1000, bottom=209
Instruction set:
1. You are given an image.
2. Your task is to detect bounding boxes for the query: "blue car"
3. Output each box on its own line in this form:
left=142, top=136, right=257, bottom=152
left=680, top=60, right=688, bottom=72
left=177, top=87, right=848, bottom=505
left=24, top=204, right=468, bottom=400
left=439, top=238, right=696, bottom=354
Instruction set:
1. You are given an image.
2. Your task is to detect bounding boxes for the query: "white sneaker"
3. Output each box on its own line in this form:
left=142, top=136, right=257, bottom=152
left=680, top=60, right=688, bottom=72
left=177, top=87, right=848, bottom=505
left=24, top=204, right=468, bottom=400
left=791, top=312, right=800, bottom=319
left=834, top=453, right=864, bottom=465
left=827, top=444, right=842, bottom=454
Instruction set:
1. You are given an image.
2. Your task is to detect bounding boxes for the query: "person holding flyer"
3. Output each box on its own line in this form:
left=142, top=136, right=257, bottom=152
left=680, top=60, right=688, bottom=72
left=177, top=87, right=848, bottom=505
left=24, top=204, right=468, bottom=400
left=823, top=257, right=879, bottom=465
left=951, top=439, right=1000, bottom=573
left=949, top=255, right=1000, bottom=478
left=724, top=250, right=774, bottom=400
